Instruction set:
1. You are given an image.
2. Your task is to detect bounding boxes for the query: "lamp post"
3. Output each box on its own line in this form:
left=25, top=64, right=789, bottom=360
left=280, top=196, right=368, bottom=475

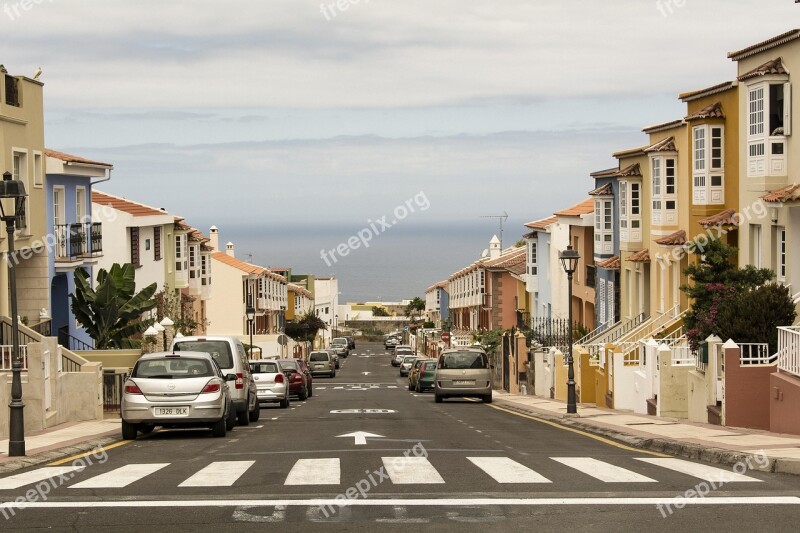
left=1, top=171, right=29, bottom=456
left=559, top=245, right=580, bottom=415
left=246, top=305, right=255, bottom=359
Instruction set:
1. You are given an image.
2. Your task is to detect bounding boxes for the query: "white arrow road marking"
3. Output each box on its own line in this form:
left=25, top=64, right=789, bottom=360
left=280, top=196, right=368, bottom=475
left=336, top=431, right=385, bottom=445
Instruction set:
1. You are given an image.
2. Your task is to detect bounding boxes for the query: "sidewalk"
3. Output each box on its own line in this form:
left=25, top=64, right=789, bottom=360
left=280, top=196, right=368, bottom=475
left=493, top=391, right=800, bottom=476
left=0, top=417, right=121, bottom=474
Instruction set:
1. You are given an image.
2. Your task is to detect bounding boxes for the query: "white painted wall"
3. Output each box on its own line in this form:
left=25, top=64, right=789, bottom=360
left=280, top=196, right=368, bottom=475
left=549, top=221, right=570, bottom=320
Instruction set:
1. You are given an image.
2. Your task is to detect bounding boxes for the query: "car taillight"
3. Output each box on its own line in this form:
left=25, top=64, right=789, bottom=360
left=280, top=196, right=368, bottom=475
left=329, top=361, right=333, bottom=369
left=293, top=373, right=303, bottom=382
left=235, top=372, right=244, bottom=389
left=202, top=383, right=221, bottom=393
left=124, top=384, right=142, bottom=394
left=275, top=374, right=284, bottom=383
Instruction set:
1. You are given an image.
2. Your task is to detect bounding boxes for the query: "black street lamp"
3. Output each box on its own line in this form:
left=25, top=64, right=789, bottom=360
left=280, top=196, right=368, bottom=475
left=246, top=305, right=256, bottom=359
left=1, top=170, right=28, bottom=456
left=559, top=245, right=580, bottom=415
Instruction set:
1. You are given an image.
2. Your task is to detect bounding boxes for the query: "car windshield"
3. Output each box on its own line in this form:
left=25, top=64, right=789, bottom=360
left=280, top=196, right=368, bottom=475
left=439, top=351, right=489, bottom=370
left=402, top=356, right=416, bottom=363
left=173, top=340, right=234, bottom=369
left=309, top=353, right=329, bottom=362
left=250, top=361, right=279, bottom=374
left=133, top=358, right=215, bottom=379
left=422, top=363, right=437, bottom=374
left=332, top=339, right=347, bottom=346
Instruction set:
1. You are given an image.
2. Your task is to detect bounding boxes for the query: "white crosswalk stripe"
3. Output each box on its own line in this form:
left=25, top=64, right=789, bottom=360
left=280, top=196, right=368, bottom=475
left=382, top=457, right=445, bottom=484
left=635, top=458, right=762, bottom=483
left=178, top=461, right=254, bottom=487
left=0, top=467, right=83, bottom=490
left=468, top=457, right=552, bottom=483
left=552, top=457, right=657, bottom=483
left=285, top=458, right=340, bottom=485
left=69, top=464, right=170, bottom=489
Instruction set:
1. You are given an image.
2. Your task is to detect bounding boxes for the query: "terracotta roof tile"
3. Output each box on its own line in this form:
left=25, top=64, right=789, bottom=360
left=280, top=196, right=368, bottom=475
left=426, top=280, right=449, bottom=293
left=762, top=183, right=800, bottom=203
left=728, top=30, right=800, bottom=61
left=642, top=119, right=683, bottom=134
left=699, top=209, right=738, bottom=227
left=679, top=81, right=736, bottom=102
left=644, top=137, right=677, bottom=153
left=92, top=191, right=168, bottom=217
left=44, top=148, right=113, bottom=168
left=589, top=182, right=613, bottom=196
left=596, top=256, right=620, bottom=270
left=484, top=247, right=526, bottom=270
left=174, top=217, right=192, bottom=231
left=211, top=252, right=287, bottom=283
left=288, top=283, right=313, bottom=299
left=738, top=58, right=787, bottom=81
left=655, top=230, right=687, bottom=246
left=685, top=102, right=725, bottom=121
left=628, top=249, right=651, bottom=263
left=507, top=260, right=527, bottom=277
left=615, top=163, right=642, bottom=178
left=612, top=145, right=648, bottom=158
left=590, top=167, right=619, bottom=178
left=524, top=215, right=557, bottom=230
left=554, top=198, right=594, bottom=217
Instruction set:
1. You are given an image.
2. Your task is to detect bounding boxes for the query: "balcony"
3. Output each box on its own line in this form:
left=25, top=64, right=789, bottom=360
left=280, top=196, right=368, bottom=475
left=54, top=223, right=103, bottom=268
left=188, top=268, right=202, bottom=296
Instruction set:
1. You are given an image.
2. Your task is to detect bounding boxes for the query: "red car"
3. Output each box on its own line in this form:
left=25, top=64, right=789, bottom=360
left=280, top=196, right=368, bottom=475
left=278, top=359, right=312, bottom=400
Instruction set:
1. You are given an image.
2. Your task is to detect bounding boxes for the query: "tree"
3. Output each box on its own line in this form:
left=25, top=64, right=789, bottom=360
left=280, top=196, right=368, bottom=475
left=472, top=329, right=502, bottom=354
left=372, top=306, right=390, bottom=317
left=70, top=264, right=158, bottom=349
left=404, top=297, right=425, bottom=321
left=714, top=283, right=795, bottom=354
left=153, top=285, right=202, bottom=335
left=284, top=311, right=327, bottom=343
left=681, top=239, right=775, bottom=350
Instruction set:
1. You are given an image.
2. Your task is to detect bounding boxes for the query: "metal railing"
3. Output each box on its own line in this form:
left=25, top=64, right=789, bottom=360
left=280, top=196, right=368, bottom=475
left=0, top=345, right=28, bottom=371
left=54, top=222, right=103, bottom=261
left=103, top=370, right=128, bottom=412
left=30, top=319, right=52, bottom=337
left=581, top=312, right=647, bottom=347
left=776, top=326, right=800, bottom=377
left=618, top=305, right=682, bottom=345
left=58, top=326, right=95, bottom=351
left=672, top=345, right=696, bottom=366
left=0, top=316, right=91, bottom=373
left=738, top=343, right=775, bottom=366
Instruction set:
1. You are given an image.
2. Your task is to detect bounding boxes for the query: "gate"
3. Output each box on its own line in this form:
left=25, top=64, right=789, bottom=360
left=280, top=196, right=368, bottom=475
left=103, top=369, right=127, bottom=412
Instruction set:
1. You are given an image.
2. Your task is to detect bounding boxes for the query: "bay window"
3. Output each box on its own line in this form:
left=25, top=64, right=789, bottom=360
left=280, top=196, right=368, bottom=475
left=693, top=125, right=724, bottom=205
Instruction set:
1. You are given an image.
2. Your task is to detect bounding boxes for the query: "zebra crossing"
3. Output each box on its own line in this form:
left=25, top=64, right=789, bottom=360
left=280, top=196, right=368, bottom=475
left=0, top=456, right=763, bottom=491
left=315, top=383, right=398, bottom=391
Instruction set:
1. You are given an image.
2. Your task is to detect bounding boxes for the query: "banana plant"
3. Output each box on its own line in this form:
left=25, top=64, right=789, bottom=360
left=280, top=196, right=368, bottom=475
left=70, top=263, right=158, bottom=349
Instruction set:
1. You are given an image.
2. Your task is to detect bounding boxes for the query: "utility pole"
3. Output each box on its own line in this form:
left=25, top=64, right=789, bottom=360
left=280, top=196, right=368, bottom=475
left=480, top=211, right=509, bottom=249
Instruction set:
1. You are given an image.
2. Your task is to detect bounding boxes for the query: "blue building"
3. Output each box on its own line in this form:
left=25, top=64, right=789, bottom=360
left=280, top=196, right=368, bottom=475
left=45, top=149, right=112, bottom=350
left=589, top=167, right=623, bottom=332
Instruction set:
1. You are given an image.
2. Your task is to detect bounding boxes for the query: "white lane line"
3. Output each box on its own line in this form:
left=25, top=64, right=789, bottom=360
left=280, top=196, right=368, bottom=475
left=467, top=457, right=551, bottom=484
left=70, top=464, right=170, bottom=489
left=387, top=386, right=398, bottom=389
left=284, top=459, right=340, bottom=485
left=635, top=458, right=763, bottom=482
left=382, top=457, right=445, bottom=484
left=0, top=467, right=83, bottom=490
left=178, top=461, right=255, bottom=487
left=551, top=458, right=657, bottom=483
left=2, top=497, right=797, bottom=509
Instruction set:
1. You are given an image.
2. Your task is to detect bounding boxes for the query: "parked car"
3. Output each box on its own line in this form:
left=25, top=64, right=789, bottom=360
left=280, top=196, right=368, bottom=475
left=325, top=348, right=340, bottom=369
left=308, top=350, right=336, bottom=378
left=345, top=335, right=356, bottom=350
left=415, top=360, right=437, bottom=392
left=399, top=355, right=417, bottom=377
left=408, top=358, right=433, bottom=390
left=296, top=359, right=314, bottom=396
left=385, top=336, right=400, bottom=349
left=278, top=359, right=311, bottom=400
left=121, top=351, right=236, bottom=439
left=434, top=348, right=493, bottom=403
left=172, top=335, right=259, bottom=425
left=393, top=347, right=414, bottom=367
left=331, top=337, right=350, bottom=358
left=249, top=360, right=290, bottom=408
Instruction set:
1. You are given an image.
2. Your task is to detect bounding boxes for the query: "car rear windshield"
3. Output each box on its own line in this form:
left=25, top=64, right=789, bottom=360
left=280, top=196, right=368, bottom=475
left=396, top=349, right=413, bottom=355
left=173, top=340, right=234, bottom=369
left=278, top=360, right=299, bottom=371
left=332, top=339, right=347, bottom=346
left=250, top=361, right=279, bottom=374
left=133, top=358, right=215, bottom=378
left=439, top=351, right=489, bottom=370
left=402, top=356, right=416, bottom=363
left=309, top=352, right=329, bottom=362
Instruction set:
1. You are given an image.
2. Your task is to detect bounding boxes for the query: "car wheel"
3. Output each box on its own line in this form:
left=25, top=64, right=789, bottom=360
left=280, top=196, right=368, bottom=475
left=139, top=424, right=155, bottom=435
left=121, top=420, right=138, bottom=440
left=415, top=383, right=421, bottom=393
left=237, top=407, right=250, bottom=426
left=211, top=416, right=227, bottom=438
left=280, top=395, right=290, bottom=408
left=226, top=405, right=237, bottom=431
left=483, top=393, right=493, bottom=404
left=298, top=387, right=308, bottom=401
left=435, top=394, right=443, bottom=403
left=248, top=401, right=260, bottom=422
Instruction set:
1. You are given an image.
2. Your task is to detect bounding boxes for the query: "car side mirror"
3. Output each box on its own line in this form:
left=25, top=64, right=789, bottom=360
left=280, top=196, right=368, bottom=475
left=225, top=374, right=237, bottom=381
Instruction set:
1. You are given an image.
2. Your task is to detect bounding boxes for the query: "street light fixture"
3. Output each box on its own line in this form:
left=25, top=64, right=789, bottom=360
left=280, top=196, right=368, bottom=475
left=1, top=170, right=28, bottom=456
left=246, top=305, right=256, bottom=358
left=559, top=245, right=580, bottom=415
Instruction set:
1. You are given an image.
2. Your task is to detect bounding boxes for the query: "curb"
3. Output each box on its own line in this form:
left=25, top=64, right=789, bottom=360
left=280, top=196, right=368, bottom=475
left=493, top=400, right=800, bottom=477
left=0, top=435, right=120, bottom=475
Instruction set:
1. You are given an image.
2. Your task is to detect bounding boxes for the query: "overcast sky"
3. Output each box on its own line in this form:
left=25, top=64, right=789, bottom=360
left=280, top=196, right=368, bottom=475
left=2, top=1, right=798, bottom=285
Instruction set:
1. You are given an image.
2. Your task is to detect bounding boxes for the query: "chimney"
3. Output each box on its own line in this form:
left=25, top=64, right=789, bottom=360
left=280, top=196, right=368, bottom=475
left=209, top=225, right=219, bottom=251
left=226, top=242, right=235, bottom=258
left=489, top=235, right=501, bottom=259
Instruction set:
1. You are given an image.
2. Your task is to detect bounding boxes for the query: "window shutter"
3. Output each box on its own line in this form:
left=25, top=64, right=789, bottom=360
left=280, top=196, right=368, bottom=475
left=784, top=82, right=792, bottom=136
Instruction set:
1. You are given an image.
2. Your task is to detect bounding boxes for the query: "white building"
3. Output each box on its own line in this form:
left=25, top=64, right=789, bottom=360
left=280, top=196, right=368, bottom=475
left=314, top=277, right=339, bottom=346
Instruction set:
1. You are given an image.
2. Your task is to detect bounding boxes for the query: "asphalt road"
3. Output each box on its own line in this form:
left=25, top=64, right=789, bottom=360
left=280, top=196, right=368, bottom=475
left=1, top=342, right=800, bottom=532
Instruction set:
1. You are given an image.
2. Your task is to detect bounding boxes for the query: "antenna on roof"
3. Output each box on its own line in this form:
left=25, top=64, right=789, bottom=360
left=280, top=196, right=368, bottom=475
left=479, top=211, right=509, bottom=249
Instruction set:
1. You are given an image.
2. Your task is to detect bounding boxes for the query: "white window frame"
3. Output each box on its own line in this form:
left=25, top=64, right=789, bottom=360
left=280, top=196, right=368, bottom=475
left=651, top=155, right=677, bottom=225
left=619, top=179, right=641, bottom=242
left=750, top=224, right=762, bottom=269
left=33, top=151, right=43, bottom=188
left=598, top=278, right=606, bottom=325
left=693, top=125, right=724, bottom=205
left=777, top=226, right=787, bottom=282
left=76, top=186, right=86, bottom=224
left=12, top=149, right=29, bottom=232
left=747, top=81, right=791, bottom=177
left=607, top=280, right=615, bottom=325
left=528, top=240, right=537, bottom=276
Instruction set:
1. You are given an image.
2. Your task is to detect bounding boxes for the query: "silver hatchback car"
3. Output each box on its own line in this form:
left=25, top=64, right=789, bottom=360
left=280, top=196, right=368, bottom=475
left=121, top=351, right=236, bottom=439
left=250, top=359, right=290, bottom=408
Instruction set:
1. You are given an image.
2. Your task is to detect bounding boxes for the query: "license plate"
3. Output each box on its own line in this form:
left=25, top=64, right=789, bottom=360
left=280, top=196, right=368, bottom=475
left=453, top=380, right=474, bottom=385
left=154, top=406, right=189, bottom=417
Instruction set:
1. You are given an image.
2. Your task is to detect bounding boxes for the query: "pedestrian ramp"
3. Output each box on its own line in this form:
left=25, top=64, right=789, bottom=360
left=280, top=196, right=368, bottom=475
left=0, top=456, right=763, bottom=491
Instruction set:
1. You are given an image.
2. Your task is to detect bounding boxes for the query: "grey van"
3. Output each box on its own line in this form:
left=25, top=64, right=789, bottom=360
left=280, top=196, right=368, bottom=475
left=172, top=335, right=260, bottom=425
left=434, top=348, right=492, bottom=403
